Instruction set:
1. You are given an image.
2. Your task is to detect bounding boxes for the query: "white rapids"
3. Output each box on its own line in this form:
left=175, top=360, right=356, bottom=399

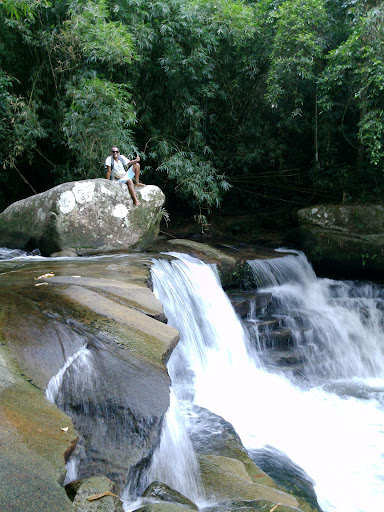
left=150, top=251, right=384, bottom=512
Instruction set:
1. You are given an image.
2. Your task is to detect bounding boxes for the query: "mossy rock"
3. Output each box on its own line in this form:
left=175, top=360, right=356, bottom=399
left=203, top=499, right=302, bottom=511
left=142, top=481, right=198, bottom=510
left=134, top=503, right=197, bottom=512
left=66, top=476, right=124, bottom=511
left=198, top=455, right=299, bottom=508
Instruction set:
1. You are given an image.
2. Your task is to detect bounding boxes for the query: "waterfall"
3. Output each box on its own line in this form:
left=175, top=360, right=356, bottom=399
left=151, top=251, right=384, bottom=512
left=247, top=250, right=384, bottom=381
left=145, top=390, right=204, bottom=504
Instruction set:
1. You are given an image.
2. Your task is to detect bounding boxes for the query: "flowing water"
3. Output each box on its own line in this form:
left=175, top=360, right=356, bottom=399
left=151, top=251, right=384, bottom=512
left=2, top=247, right=384, bottom=511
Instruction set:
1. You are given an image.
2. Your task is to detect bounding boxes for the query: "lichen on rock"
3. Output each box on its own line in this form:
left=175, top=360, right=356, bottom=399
left=0, top=179, right=165, bottom=256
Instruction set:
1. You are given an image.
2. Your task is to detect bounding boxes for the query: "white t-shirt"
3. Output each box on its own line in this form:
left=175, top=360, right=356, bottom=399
left=105, top=155, right=130, bottom=180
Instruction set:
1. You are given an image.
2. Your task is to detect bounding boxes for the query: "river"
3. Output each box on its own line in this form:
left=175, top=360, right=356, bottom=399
left=1, top=247, right=384, bottom=512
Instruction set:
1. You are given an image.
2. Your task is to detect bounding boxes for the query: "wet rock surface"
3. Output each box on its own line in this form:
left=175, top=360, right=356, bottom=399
left=0, top=344, right=77, bottom=512
left=186, top=405, right=320, bottom=512
left=0, top=243, right=319, bottom=512
left=229, top=288, right=311, bottom=378
left=249, top=448, right=322, bottom=512
left=185, top=404, right=275, bottom=488
left=203, top=499, right=302, bottom=512
left=142, top=481, right=198, bottom=510
left=66, top=476, right=124, bottom=511
left=134, top=503, right=197, bottom=512
left=0, top=252, right=177, bottom=509
left=198, top=454, right=299, bottom=506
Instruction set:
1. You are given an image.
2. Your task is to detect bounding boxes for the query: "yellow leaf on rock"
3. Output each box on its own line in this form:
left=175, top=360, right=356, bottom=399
left=35, top=273, right=55, bottom=280
left=87, top=491, right=119, bottom=501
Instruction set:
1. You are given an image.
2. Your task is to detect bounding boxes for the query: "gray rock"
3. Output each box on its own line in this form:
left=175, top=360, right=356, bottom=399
left=0, top=179, right=165, bottom=256
left=142, top=481, right=198, bottom=510
left=203, top=499, right=302, bottom=512
left=66, top=476, right=124, bottom=511
left=295, top=204, right=384, bottom=276
left=198, top=454, right=299, bottom=507
left=0, top=253, right=178, bottom=493
left=50, top=248, right=79, bottom=258
left=0, top=346, right=77, bottom=512
left=185, top=404, right=274, bottom=487
left=230, top=292, right=272, bottom=318
left=134, top=504, right=196, bottom=512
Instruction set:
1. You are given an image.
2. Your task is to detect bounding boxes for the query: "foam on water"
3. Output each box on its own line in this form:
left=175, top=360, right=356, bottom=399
left=145, top=390, right=205, bottom=505
left=151, top=251, right=384, bottom=512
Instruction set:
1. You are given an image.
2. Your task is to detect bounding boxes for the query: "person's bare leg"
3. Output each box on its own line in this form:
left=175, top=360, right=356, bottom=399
left=127, top=179, right=141, bottom=206
left=133, top=163, right=145, bottom=186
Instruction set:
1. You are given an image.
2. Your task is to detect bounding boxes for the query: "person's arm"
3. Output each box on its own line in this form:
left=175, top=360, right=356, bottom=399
left=127, top=154, right=140, bottom=166
left=105, top=155, right=112, bottom=179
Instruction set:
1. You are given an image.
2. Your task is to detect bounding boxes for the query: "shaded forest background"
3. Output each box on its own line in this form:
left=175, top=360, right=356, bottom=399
left=1, top=0, right=383, bottom=230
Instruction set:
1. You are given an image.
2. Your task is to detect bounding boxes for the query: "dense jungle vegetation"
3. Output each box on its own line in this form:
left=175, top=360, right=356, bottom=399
left=1, top=0, right=383, bottom=223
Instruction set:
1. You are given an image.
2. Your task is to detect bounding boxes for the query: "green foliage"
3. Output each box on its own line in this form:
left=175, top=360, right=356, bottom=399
left=63, top=0, right=135, bottom=70
left=2, top=0, right=384, bottom=215
left=0, top=69, right=46, bottom=177
left=320, top=3, right=384, bottom=180
left=61, top=76, right=135, bottom=180
left=266, top=0, right=328, bottom=111
left=358, top=110, right=384, bottom=167
left=361, top=251, right=378, bottom=267
left=0, top=0, right=49, bottom=20
left=156, top=148, right=231, bottom=208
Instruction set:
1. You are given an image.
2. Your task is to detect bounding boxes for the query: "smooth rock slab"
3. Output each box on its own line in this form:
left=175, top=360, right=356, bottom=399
left=198, top=455, right=299, bottom=508
left=0, top=346, right=76, bottom=512
left=203, top=499, right=302, bottom=512
left=0, top=179, right=165, bottom=256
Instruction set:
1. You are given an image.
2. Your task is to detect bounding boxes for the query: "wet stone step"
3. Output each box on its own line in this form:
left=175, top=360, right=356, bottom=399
left=260, top=349, right=307, bottom=376
left=264, top=349, right=306, bottom=367
left=254, top=319, right=281, bottom=333
left=230, top=292, right=272, bottom=318
left=257, top=328, right=294, bottom=349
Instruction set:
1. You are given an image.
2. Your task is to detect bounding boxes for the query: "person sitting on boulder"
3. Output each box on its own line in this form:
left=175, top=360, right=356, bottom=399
left=105, top=146, right=145, bottom=206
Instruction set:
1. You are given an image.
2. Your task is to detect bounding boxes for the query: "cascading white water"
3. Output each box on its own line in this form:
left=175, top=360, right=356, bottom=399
left=247, top=249, right=384, bottom=381
left=146, top=253, right=259, bottom=507
left=145, top=390, right=204, bottom=504
left=46, top=344, right=91, bottom=404
left=45, top=344, right=92, bottom=484
left=151, top=251, right=384, bottom=512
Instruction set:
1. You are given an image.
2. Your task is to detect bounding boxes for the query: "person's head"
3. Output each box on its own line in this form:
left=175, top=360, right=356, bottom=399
left=111, top=146, right=119, bottom=156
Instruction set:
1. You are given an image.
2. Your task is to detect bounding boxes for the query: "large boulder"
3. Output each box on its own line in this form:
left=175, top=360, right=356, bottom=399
left=294, top=204, right=384, bottom=277
left=0, top=179, right=165, bottom=256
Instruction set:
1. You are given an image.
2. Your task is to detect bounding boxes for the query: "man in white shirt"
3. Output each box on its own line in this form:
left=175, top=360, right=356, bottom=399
left=105, top=146, right=145, bottom=206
